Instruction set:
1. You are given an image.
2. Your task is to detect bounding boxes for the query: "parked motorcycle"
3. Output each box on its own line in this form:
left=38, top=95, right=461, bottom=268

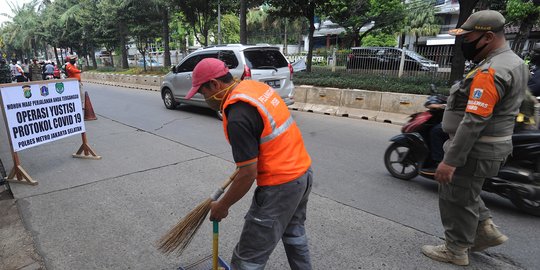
left=384, top=85, right=540, bottom=216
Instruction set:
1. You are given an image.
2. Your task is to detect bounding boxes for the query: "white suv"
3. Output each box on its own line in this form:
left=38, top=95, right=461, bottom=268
left=161, top=44, right=295, bottom=118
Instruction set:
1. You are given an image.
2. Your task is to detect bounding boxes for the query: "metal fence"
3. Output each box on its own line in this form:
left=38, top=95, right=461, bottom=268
left=286, top=46, right=456, bottom=81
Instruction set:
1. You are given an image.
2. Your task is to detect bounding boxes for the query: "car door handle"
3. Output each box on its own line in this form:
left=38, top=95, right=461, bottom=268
left=187, top=74, right=191, bottom=80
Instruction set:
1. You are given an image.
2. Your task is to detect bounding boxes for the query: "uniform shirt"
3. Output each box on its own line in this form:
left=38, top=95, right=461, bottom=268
left=224, top=101, right=263, bottom=167
left=442, top=44, right=529, bottom=166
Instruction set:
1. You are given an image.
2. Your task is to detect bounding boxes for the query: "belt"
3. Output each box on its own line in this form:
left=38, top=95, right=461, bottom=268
left=448, top=134, right=512, bottom=143
left=477, top=135, right=512, bottom=143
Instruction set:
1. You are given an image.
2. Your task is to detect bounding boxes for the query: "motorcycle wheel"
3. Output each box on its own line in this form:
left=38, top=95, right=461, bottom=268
left=510, top=191, right=540, bottom=217
left=384, top=142, right=419, bottom=180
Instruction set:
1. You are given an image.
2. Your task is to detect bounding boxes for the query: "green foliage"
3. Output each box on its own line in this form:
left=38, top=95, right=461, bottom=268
left=294, top=67, right=449, bottom=94
left=322, top=0, right=405, bottom=46
left=362, top=33, right=397, bottom=47
left=400, top=0, right=441, bottom=38
left=506, top=0, right=540, bottom=22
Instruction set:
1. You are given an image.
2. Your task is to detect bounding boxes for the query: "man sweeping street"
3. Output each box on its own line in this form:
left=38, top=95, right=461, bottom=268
left=185, top=58, right=313, bottom=270
left=422, top=10, right=528, bottom=266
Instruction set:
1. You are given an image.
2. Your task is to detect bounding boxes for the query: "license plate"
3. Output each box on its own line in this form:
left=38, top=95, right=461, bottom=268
left=265, top=80, right=280, bottom=88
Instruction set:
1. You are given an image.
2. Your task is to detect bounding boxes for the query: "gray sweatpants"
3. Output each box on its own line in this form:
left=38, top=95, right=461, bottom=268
left=231, top=168, right=313, bottom=270
left=439, top=157, right=502, bottom=250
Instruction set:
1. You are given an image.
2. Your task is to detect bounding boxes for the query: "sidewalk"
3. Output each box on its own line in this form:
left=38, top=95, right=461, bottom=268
left=0, top=103, right=522, bottom=269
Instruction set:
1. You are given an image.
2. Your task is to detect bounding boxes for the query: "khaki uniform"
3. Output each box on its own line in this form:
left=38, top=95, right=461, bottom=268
left=440, top=44, right=528, bottom=250
left=29, top=63, right=43, bottom=81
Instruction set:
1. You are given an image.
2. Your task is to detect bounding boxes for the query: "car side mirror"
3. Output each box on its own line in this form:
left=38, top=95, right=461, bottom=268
left=171, top=65, right=177, bottom=73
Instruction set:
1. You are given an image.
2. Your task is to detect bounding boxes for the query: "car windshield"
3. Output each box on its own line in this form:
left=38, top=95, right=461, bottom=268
left=404, top=50, right=431, bottom=62
left=243, top=49, right=288, bottom=69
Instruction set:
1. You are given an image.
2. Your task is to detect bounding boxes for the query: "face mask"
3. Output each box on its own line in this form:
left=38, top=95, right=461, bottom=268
left=461, top=34, right=487, bottom=61
left=69, top=60, right=76, bottom=64
left=204, top=81, right=238, bottom=111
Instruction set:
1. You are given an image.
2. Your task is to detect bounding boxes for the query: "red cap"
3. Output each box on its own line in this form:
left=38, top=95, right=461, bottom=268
left=186, top=58, right=229, bottom=99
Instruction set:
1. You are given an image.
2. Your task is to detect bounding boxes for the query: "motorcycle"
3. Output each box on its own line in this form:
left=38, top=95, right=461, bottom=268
left=384, top=85, right=540, bottom=216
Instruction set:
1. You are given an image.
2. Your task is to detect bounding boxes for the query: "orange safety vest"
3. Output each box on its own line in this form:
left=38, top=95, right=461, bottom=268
left=66, top=63, right=81, bottom=81
left=222, top=80, right=311, bottom=186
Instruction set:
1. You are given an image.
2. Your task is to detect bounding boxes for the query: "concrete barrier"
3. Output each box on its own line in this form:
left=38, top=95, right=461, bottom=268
left=82, top=72, right=429, bottom=124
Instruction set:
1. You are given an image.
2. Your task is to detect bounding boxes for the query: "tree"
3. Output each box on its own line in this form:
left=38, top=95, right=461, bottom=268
left=128, top=1, right=162, bottom=71
left=176, top=0, right=218, bottom=46
left=400, top=0, right=441, bottom=49
left=268, top=0, right=326, bottom=72
left=322, top=0, right=405, bottom=47
left=449, top=0, right=480, bottom=83
left=506, top=0, right=540, bottom=54
left=0, top=1, right=41, bottom=59
left=212, top=14, right=240, bottom=44
left=362, top=32, right=397, bottom=47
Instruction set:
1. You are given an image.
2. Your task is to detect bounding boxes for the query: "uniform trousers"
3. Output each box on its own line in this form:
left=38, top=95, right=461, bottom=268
left=438, top=157, right=502, bottom=250
left=231, top=167, right=313, bottom=270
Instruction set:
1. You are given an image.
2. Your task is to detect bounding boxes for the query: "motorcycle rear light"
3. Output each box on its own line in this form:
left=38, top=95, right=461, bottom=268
left=288, top=63, right=293, bottom=80
left=241, top=65, right=252, bottom=80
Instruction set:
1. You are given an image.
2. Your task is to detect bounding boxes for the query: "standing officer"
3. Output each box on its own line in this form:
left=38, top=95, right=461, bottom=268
left=185, top=58, right=313, bottom=270
left=422, top=10, right=528, bottom=266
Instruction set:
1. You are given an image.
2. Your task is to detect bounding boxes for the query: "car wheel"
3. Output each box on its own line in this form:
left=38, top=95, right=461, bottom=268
left=162, top=88, right=178, bottom=109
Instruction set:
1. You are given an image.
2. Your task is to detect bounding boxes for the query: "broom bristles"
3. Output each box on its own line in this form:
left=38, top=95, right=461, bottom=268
left=157, top=198, right=212, bottom=255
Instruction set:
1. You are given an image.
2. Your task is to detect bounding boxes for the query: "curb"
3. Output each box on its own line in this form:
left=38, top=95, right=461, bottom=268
left=82, top=73, right=415, bottom=125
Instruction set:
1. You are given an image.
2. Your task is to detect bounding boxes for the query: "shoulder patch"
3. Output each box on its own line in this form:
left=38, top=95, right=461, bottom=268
left=466, top=67, right=499, bottom=117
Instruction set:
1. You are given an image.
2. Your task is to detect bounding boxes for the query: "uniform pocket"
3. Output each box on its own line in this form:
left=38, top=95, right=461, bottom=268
left=242, top=213, right=279, bottom=250
left=473, top=159, right=503, bottom=178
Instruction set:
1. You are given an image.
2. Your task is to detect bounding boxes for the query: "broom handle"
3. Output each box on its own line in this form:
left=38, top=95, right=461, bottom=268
left=213, top=221, right=219, bottom=270
left=210, top=169, right=240, bottom=201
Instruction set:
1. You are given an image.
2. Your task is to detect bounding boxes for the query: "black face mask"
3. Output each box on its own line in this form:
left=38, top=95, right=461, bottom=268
left=69, top=60, right=76, bottom=64
left=461, top=34, right=487, bottom=61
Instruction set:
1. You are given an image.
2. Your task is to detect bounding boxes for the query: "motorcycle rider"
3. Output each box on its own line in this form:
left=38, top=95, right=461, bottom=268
left=43, top=61, right=55, bottom=79
left=422, top=10, right=528, bottom=266
left=528, top=42, right=540, bottom=97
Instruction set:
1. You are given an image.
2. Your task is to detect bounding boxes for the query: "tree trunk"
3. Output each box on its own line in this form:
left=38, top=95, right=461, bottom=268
left=54, top=46, right=60, bottom=65
left=90, top=44, right=98, bottom=69
left=119, top=22, right=129, bottom=69
left=162, top=7, right=171, bottom=67
left=240, top=0, right=247, bottom=44
left=450, top=0, right=479, bottom=84
left=511, top=2, right=540, bottom=54
left=306, top=3, right=316, bottom=72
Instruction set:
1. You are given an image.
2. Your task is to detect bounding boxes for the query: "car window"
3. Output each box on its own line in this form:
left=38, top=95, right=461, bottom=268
left=177, top=52, right=218, bottom=72
left=243, top=49, right=288, bottom=69
left=219, top=50, right=239, bottom=68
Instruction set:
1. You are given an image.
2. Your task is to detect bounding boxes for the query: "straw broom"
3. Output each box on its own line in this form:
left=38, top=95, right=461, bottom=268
left=157, top=169, right=239, bottom=255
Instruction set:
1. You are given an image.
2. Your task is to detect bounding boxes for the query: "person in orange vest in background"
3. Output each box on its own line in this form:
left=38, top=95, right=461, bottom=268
left=185, top=58, right=313, bottom=270
left=66, top=55, right=81, bottom=81
left=66, top=55, right=84, bottom=107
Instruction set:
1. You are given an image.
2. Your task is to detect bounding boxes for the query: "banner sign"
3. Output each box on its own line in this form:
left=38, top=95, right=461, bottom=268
left=0, top=80, right=85, bottom=152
